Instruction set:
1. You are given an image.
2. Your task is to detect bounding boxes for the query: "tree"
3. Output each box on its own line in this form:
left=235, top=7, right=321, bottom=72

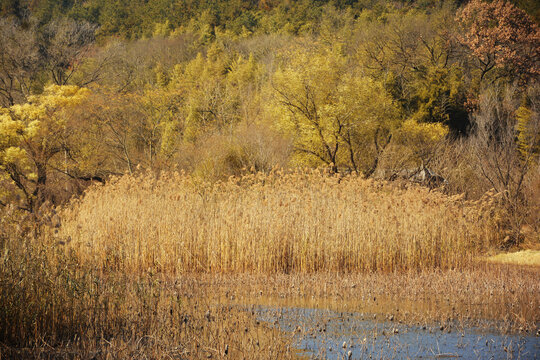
left=0, top=17, right=100, bottom=107
left=0, top=0, right=27, bottom=21
left=357, top=7, right=469, bottom=135
left=409, top=65, right=468, bottom=135
left=389, top=119, right=449, bottom=172
left=515, top=88, right=540, bottom=162
left=456, top=0, right=540, bottom=85
left=0, top=85, right=90, bottom=212
left=74, top=91, right=144, bottom=176
left=272, top=44, right=401, bottom=175
left=469, top=84, right=539, bottom=246
left=0, top=18, right=41, bottom=107
left=135, top=87, right=183, bottom=166
left=170, top=44, right=262, bottom=142
left=41, top=18, right=97, bottom=86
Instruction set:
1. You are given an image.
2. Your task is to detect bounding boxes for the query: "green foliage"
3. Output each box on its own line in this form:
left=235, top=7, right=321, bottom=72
left=356, top=5, right=470, bottom=135
left=411, top=65, right=466, bottom=126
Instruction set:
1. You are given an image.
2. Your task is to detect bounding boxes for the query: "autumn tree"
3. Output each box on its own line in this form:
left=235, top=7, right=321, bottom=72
left=170, top=43, right=262, bottom=142
left=386, top=119, right=449, bottom=173
left=70, top=87, right=183, bottom=175
left=0, top=18, right=41, bottom=107
left=41, top=18, right=97, bottom=86
left=515, top=86, right=540, bottom=163
left=134, top=87, right=183, bottom=166
left=456, top=0, right=540, bottom=85
left=72, top=91, right=147, bottom=176
left=0, top=0, right=26, bottom=20
left=272, top=44, right=401, bottom=175
left=0, top=85, right=90, bottom=212
left=357, top=7, right=469, bottom=135
left=0, top=17, right=100, bottom=107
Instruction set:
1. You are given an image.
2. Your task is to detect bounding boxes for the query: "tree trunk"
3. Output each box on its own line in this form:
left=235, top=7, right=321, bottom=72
left=32, top=162, right=47, bottom=212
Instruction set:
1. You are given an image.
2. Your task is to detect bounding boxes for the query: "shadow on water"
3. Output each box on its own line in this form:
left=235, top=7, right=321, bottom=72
left=251, top=306, right=539, bottom=359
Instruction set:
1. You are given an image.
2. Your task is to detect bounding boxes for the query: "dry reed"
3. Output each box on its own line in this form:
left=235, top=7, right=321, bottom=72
left=1, top=172, right=536, bottom=358
left=58, top=169, right=499, bottom=274
left=0, top=231, right=293, bottom=359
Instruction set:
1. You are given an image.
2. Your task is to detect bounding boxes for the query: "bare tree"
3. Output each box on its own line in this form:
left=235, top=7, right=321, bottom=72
left=469, top=84, right=539, bottom=246
left=0, top=18, right=100, bottom=107
left=41, top=18, right=97, bottom=86
left=0, top=18, right=41, bottom=106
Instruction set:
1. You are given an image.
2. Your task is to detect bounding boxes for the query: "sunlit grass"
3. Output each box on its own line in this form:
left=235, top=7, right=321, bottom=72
left=57, top=169, right=499, bottom=274
left=484, top=250, right=540, bottom=267
left=3, top=170, right=536, bottom=358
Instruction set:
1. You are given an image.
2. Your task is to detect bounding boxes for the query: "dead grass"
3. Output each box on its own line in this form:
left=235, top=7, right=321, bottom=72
left=484, top=250, right=540, bottom=267
left=0, top=231, right=294, bottom=359
left=1, top=170, right=537, bottom=358
left=57, top=170, right=500, bottom=273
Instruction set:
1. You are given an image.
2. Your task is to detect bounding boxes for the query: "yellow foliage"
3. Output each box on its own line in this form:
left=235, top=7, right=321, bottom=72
left=272, top=44, right=400, bottom=172
left=227, top=54, right=261, bottom=88
left=31, top=85, right=91, bottom=109
left=1, top=85, right=90, bottom=144
left=484, top=250, right=540, bottom=267
left=516, top=104, right=539, bottom=162
left=136, top=86, right=183, bottom=159
left=152, top=20, right=171, bottom=37
left=400, top=119, right=449, bottom=143
left=0, top=116, right=24, bottom=146
left=169, top=47, right=262, bottom=143
left=388, top=119, right=448, bottom=168
left=1, top=146, right=27, bottom=164
left=0, top=85, right=91, bottom=208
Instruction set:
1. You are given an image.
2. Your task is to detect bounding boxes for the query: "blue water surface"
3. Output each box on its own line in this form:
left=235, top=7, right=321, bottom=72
left=253, top=306, right=539, bottom=359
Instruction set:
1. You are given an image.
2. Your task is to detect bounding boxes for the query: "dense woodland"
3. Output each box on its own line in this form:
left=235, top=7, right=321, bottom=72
left=0, top=0, right=539, bottom=244
left=0, top=1, right=539, bottom=357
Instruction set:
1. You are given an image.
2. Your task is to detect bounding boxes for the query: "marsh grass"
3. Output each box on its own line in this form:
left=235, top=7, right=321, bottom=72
left=0, top=232, right=294, bottom=359
left=1, top=170, right=536, bottom=358
left=215, top=268, right=540, bottom=332
left=58, top=170, right=500, bottom=274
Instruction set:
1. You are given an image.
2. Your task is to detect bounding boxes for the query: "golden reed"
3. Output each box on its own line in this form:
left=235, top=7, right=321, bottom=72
left=58, top=169, right=499, bottom=274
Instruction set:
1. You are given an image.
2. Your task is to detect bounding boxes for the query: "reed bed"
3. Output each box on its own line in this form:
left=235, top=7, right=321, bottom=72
left=0, top=231, right=294, bottom=359
left=1, top=172, right=536, bottom=358
left=58, top=169, right=499, bottom=274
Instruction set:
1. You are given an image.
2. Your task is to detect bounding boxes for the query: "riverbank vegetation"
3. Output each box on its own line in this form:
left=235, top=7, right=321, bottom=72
left=58, top=170, right=499, bottom=273
left=2, top=170, right=539, bottom=358
left=0, top=0, right=539, bottom=358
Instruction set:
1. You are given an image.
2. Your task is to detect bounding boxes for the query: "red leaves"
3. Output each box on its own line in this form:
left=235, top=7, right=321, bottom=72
left=456, top=0, right=540, bottom=83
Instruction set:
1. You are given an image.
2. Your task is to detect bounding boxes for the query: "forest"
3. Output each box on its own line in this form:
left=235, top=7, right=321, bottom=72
left=0, top=0, right=539, bottom=358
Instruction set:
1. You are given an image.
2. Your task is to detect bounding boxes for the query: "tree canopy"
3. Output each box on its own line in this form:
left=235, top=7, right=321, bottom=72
left=0, top=0, right=538, bottom=212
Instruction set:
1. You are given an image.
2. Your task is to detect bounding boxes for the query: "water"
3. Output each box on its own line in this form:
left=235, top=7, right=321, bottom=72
left=253, top=306, right=540, bottom=359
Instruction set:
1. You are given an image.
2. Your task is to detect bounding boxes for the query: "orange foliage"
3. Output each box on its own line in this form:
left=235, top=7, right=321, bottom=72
left=456, top=0, right=540, bottom=83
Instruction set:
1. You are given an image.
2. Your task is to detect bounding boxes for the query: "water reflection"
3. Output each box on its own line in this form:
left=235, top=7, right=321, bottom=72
left=252, top=306, right=539, bottom=359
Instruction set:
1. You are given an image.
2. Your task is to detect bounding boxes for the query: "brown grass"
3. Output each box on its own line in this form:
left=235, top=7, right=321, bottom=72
left=217, top=267, right=540, bottom=332
left=58, top=170, right=499, bottom=274
left=2, top=170, right=537, bottom=358
left=0, top=231, right=294, bottom=359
